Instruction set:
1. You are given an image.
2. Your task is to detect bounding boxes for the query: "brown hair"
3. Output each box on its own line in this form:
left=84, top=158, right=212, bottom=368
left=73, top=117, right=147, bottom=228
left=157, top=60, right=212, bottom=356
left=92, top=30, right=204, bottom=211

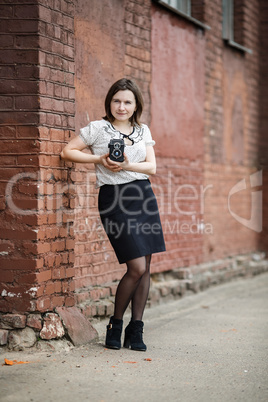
left=103, top=78, right=144, bottom=126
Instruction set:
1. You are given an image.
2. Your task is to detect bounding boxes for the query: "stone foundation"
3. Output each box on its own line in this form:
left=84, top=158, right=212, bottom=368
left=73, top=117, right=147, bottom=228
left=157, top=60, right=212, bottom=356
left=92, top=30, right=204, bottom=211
left=0, top=307, right=98, bottom=351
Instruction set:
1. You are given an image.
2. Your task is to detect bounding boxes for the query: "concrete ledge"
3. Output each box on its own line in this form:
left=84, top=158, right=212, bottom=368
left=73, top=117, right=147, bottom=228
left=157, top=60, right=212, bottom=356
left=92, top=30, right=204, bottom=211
left=76, top=252, right=268, bottom=320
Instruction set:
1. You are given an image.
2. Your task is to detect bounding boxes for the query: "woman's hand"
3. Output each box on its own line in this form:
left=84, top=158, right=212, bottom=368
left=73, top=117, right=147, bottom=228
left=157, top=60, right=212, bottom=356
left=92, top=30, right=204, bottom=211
left=118, top=153, right=130, bottom=170
left=100, top=153, right=123, bottom=172
left=104, top=153, right=130, bottom=172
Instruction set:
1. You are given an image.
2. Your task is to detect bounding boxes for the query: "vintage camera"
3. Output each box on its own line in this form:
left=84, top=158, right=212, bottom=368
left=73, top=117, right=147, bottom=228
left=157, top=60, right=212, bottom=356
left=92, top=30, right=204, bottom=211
left=108, top=138, right=125, bottom=162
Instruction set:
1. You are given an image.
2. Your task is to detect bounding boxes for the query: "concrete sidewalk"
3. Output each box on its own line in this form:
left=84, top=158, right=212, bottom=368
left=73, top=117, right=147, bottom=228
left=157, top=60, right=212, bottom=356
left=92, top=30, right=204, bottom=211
left=0, top=273, right=268, bottom=402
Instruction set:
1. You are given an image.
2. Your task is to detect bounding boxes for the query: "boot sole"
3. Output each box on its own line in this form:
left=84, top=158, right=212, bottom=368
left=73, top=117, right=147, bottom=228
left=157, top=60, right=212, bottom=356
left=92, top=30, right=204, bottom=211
left=130, top=347, right=147, bottom=352
left=105, top=344, right=121, bottom=350
left=124, top=344, right=147, bottom=352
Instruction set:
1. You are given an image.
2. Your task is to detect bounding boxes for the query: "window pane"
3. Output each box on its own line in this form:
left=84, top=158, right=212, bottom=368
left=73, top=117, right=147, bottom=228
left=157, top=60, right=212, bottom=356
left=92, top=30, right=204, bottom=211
left=222, top=0, right=234, bottom=40
left=163, top=0, right=191, bottom=16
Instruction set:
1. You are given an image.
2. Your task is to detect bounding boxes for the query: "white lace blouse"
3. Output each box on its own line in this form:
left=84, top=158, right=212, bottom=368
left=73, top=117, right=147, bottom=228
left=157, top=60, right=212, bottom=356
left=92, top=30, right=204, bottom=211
left=79, top=119, right=155, bottom=188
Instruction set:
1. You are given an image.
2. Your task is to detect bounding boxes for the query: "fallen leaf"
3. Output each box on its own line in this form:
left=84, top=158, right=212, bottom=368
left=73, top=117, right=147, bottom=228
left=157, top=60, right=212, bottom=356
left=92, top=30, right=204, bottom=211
left=220, top=328, right=238, bottom=333
left=4, top=359, right=30, bottom=366
left=144, top=358, right=152, bottom=361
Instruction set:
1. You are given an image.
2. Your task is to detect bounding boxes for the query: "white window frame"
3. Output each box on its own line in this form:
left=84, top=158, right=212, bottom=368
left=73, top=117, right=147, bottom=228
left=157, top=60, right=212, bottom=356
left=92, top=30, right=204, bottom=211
left=153, top=0, right=210, bottom=30
left=222, top=0, right=252, bottom=54
left=161, top=0, right=191, bottom=16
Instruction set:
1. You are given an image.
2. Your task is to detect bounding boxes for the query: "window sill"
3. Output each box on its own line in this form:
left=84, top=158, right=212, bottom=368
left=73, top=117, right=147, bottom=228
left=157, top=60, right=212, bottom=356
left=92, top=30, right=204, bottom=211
left=152, top=0, right=211, bottom=31
left=224, top=39, right=253, bottom=54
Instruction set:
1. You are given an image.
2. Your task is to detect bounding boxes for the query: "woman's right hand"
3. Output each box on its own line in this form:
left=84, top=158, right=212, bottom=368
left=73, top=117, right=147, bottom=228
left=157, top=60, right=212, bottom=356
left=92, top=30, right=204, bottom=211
left=99, top=153, right=122, bottom=172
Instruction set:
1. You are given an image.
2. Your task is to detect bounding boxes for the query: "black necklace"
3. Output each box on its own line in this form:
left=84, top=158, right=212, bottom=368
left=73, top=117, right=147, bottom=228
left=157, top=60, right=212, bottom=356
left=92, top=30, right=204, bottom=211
left=112, top=124, right=135, bottom=145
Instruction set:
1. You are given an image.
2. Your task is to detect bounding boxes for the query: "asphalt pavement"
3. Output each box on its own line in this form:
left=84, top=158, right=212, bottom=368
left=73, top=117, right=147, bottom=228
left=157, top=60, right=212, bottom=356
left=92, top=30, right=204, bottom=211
left=0, top=272, right=268, bottom=402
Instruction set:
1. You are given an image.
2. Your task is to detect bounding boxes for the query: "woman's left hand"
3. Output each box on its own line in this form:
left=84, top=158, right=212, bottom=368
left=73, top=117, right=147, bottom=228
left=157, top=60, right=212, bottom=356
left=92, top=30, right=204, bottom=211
left=107, top=153, right=130, bottom=172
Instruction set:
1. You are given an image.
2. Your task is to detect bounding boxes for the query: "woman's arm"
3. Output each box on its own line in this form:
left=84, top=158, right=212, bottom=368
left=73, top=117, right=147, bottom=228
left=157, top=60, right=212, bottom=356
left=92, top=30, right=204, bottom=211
left=60, top=136, right=101, bottom=163
left=115, top=146, right=156, bottom=175
left=60, top=136, right=122, bottom=172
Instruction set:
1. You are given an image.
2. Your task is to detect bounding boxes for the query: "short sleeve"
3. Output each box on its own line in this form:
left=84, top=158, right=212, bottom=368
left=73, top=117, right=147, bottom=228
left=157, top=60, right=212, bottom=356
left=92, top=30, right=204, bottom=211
left=79, top=122, right=99, bottom=146
left=143, top=125, right=155, bottom=147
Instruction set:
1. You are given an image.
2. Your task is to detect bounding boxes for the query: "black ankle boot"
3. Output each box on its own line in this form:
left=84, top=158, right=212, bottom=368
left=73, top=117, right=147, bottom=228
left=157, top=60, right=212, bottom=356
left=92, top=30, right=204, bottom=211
left=123, top=320, right=147, bottom=352
left=105, top=316, right=123, bottom=350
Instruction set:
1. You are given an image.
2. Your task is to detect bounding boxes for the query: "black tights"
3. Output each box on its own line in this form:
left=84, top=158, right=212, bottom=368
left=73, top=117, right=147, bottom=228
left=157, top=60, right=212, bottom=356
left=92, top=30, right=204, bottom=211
left=114, top=255, right=151, bottom=321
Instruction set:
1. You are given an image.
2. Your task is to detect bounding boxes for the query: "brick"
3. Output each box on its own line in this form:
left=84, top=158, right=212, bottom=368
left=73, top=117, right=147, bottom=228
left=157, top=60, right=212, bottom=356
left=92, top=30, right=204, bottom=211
left=16, top=126, right=39, bottom=138
left=65, top=267, right=75, bottom=278
left=0, top=111, right=39, bottom=125
left=0, top=19, right=39, bottom=34
left=0, top=35, right=14, bottom=47
left=36, top=296, right=51, bottom=312
left=51, top=295, right=65, bottom=308
left=0, top=259, right=36, bottom=270
left=15, top=95, right=39, bottom=110
left=0, top=229, right=37, bottom=241
left=44, top=282, right=56, bottom=295
left=14, top=5, right=39, bottom=19
left=37, top=242, right=51, bottom=254
left=0, top=270, right=14, bottom=282
left=0, top=50, right=38, bottom=65
left=52, top=267, right=65, bottom=280
left=0, top=125, right=16, bottom=138
left=36, top=270, right=52, bottom=283
left=0, top=155, right=16, bottom=165
left=17, top=273, right=37, bottom=284
left=15, top=35, right=39, bottom=49
left=64, top=296, right=75, bottom=307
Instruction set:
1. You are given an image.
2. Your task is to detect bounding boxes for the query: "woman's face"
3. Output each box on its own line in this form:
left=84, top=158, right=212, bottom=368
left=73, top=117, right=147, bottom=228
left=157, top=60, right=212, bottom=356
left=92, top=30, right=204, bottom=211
left=110, top=90, right=136, bottom=124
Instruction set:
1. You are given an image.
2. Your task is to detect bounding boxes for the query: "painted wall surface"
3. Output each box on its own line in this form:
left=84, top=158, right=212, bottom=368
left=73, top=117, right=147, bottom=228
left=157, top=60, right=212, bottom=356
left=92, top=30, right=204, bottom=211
left=150, top=8, right=205, bottom=160
left=74, top=0, right=125, bottom=131
left=149, top=4, right=206, bottom=272
left=73, top=0, right=127, bottom=290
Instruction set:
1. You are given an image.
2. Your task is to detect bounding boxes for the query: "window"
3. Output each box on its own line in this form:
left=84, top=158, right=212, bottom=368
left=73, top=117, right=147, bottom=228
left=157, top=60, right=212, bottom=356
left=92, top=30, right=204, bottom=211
left=161, top=0, right=191, bottom=16
left=222, top=0, right=252, bottom=53
left=153, top=0, right=210, bottom=30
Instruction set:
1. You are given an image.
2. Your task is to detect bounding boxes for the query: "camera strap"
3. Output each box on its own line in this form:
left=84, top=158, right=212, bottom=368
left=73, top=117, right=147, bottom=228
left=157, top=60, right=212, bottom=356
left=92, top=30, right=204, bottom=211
left=111, top=124, right=135, bottom=145
left=121, top=132, right=134, bottom=145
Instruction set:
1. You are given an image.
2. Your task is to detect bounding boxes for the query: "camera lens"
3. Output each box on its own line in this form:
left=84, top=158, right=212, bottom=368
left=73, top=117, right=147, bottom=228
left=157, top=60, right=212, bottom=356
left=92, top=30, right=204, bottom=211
left=112, top=150, right=122, bottom=158
left=114, top=142, right=120, bottom=149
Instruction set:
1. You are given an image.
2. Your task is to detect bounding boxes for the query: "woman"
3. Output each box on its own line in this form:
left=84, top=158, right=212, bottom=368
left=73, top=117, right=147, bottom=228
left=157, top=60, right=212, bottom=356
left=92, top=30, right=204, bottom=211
left=61, top=78, right=165, bottom=351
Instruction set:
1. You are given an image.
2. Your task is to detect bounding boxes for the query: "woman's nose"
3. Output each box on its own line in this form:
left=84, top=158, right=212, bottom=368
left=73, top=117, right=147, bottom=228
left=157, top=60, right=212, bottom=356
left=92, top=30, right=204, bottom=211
left=118, top=102, right=125, bottom=110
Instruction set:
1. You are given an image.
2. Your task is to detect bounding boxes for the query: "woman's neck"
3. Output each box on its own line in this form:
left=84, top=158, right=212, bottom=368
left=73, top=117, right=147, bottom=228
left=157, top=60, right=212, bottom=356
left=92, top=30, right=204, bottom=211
left=112, top=120, right=133, bottom=135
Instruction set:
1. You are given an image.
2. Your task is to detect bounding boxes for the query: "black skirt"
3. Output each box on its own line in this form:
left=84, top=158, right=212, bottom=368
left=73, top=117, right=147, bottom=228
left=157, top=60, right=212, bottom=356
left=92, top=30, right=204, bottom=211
left=98, top=179, right=166, bottom=264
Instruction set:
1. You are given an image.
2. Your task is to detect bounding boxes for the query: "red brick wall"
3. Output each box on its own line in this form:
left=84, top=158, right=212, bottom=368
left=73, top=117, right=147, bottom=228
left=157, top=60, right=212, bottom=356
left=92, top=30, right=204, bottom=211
left=0, top=0, right=266, bottom=316
left=203, top=0, right=262, bottom=262
left=259, top=0, right=268, bottom=250
left=0, top=0, right=75, bottom=313
left=0, top=1, right=40, bottom=312
left=37, top=0, right=76, bottom=311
